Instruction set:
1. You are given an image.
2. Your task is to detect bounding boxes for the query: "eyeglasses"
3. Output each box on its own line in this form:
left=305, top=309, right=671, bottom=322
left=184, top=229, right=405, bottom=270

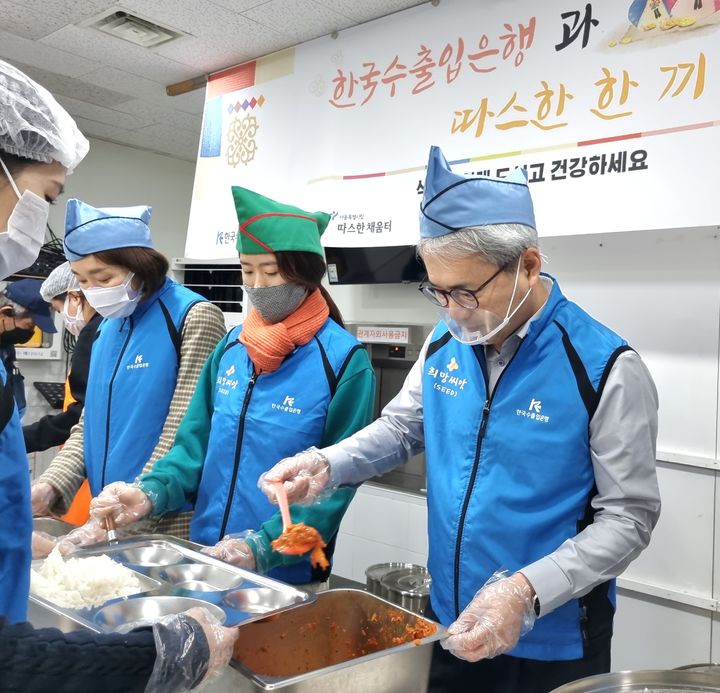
left=418, top=263, right=509, bottom=310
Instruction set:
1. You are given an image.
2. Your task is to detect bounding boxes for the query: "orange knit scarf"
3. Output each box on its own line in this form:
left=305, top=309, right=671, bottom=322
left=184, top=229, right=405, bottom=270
left=239, top=288, right=329, bottom=374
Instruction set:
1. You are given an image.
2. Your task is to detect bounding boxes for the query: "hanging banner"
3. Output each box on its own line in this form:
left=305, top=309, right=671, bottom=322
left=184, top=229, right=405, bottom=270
left=185, top=0, right=720, bottom=259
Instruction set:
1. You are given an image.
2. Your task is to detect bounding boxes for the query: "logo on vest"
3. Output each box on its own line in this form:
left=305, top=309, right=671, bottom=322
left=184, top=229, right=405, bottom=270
left=516, top=397, right=550, bottom=423
left=126, top=353, right=150, bottom=370
left=427, top=361, right=467, bottom=398
left=272, top=394, right=302, bottom=415
left=216, top=367, right=239, bottom=396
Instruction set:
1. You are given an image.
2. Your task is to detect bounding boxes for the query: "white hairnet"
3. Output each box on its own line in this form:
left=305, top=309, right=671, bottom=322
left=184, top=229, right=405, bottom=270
left=40, top=261, right=80, bottom=302
left=0, top=60, right=89, bottom=173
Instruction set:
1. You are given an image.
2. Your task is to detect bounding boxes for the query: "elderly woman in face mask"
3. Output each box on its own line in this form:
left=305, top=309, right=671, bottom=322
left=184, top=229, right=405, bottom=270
left=90, top=186, right=376, bottom=590
left=33, top=199, right=227, bottom=544
left=0, top=60, right=238, bottom=693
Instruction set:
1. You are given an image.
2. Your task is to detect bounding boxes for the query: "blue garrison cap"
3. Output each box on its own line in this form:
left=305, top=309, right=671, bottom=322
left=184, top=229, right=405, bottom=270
left=5, top=279, right=57, bottom=333
left=63, top=198, right=154, bottom=261
left=419, top=146, right=536, bottom=238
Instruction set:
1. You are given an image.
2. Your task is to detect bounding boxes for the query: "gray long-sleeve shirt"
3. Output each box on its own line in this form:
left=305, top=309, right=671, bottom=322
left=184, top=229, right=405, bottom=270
left=324, top=279, right=660, bottom=618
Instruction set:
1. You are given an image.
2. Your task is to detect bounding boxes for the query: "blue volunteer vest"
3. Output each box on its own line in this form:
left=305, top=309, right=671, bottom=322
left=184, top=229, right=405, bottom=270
left=424, top=276, right=629, bottom=661
left=190, top=318, right=363, bottom=584
left=84, top=278, right=203, bottom=496
left=0, top=359, right=32, bottom=623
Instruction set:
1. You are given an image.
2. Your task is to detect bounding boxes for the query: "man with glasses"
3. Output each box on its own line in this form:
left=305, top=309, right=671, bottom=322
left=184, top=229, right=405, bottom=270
left=259, top=146, right=660, bottom=693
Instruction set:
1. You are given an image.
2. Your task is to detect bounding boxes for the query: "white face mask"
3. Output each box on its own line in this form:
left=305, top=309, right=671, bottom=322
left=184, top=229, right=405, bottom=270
left=82, top=272, right=141, bottom=319
left=62, top=294, right=87, bottom=336
left=441, top=258, right=532, bottom=346
left=0, top=156, right=49, bottom=281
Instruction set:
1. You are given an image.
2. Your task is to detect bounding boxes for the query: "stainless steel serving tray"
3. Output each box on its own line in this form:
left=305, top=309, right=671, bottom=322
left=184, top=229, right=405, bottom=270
left=230, top=588, right=445, bottom=692
left=28, top=535, right=314, bottom=633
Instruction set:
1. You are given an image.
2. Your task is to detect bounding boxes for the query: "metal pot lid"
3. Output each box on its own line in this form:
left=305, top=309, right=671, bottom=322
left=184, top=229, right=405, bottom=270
left=549, top=669, right=720, bottom=692
left=675, top=665, right=720, bottom=675
left=380, top=567, right=431, bottom=596
left=364, top=562, right=416, bottom=581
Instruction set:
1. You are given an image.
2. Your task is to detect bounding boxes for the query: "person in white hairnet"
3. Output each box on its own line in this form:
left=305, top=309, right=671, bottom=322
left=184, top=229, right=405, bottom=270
left=23, top=261, right=101, bottom=459
left=0, top=60, right=237, bottom=693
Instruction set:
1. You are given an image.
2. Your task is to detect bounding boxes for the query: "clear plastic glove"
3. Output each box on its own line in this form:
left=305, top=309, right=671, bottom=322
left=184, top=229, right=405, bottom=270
left=30, top=482, right=58, bottom=517
left=442, top=570, right=537, bottom=662
left=201, top=530, right=269, bottom=573
left=32, top=530, right=58, bottom=559
left=89, top=481, right=153, bottom=528
left=144, top=607, right=238, bottom=693
left=258, top=447, right=331, bottom=505
left=55, top=518, right=108, bottom=555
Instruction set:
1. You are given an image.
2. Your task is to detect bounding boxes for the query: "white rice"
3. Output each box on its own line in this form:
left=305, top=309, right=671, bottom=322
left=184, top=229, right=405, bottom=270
left=31, top=546, right=141, bottom=609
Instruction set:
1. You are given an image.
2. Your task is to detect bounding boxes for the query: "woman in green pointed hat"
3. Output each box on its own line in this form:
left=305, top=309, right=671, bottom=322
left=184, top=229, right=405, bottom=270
left=90, top=186, right=376, bottom=588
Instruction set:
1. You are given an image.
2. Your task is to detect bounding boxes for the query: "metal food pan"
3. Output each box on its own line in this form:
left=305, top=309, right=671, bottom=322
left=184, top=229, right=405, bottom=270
left=29, top=535, right=314, bottom=633
left=230, top=588, right=445, bottom=692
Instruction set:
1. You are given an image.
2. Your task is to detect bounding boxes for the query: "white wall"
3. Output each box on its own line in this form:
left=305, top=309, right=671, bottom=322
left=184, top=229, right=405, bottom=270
left=47, top=137, right=196, bottom=259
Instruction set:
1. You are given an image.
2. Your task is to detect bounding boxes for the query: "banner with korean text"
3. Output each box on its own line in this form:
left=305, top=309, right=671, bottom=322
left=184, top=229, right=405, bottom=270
left=185, top=0, right=720, bottom=259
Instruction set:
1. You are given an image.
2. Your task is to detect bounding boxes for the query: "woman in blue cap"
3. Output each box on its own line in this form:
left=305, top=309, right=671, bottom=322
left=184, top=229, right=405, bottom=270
left=33, top=198, right=227, bottom=543
left=90, top=186, right=375, bottom=589
left=0, top=59, right=237, bottom=693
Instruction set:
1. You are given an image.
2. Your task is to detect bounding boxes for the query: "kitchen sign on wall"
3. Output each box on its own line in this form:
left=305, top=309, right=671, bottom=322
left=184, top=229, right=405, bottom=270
left=185, top=0, right=720, bottom=260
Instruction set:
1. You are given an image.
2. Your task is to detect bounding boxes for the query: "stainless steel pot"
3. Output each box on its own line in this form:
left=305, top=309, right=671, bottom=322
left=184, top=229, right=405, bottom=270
left=549, top=669, right=720, bottom=692
left=380, top=566, right=431, bottom=614
left=364, top=562, right=415, bottom=597
left=675, top=664, right=720, bottom=676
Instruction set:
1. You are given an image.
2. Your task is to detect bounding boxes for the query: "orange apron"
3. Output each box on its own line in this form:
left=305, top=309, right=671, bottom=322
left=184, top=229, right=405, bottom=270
left=59, top=375, right=91, bottom=526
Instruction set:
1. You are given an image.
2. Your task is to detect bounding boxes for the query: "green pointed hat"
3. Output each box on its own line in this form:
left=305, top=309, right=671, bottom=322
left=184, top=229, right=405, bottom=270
left=232, top=186, right=329, bottom=257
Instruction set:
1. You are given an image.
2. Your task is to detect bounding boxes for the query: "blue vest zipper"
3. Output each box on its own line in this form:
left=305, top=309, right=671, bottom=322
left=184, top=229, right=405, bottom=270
left=218, top=372, right=257, bottom=540
left=452, top=345, right=522, bottom=618
left=101, top=318, right=134, bottom=489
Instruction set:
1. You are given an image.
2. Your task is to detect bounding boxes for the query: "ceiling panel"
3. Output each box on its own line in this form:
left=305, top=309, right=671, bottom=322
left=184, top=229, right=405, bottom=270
left=81, top=65, right=169, bottom=101
left=112, top=99, right=203, bottom=133
left=54, top=95, right=151, bottom=131
left=151, top=37, right=254, bottom=75
left=314, top=0, right=426, bottom=24
left=0, top=29, right=100, bottom=78
left=0, top=1, right=76, bottom=41
left=118, top=0, right=283, bottom=44
left=40, top=25, right=197, bottom=84
left=9, top=61, right=134, bottom=108
left=0, top=0, right=118, bottom=40
left=11, top=0, right=120, bottom=22
left=242, top=0, right=356, bottom=41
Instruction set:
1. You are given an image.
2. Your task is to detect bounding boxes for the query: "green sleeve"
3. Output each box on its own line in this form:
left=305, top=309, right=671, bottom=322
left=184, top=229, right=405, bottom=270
left=254, top=347, right=376, bottom=571
left=138, top=334, right=228, bottom=515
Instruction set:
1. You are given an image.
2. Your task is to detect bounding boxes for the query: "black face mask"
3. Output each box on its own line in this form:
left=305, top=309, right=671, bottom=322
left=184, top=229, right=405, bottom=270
left=0, top=327, right=36, bottom=346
